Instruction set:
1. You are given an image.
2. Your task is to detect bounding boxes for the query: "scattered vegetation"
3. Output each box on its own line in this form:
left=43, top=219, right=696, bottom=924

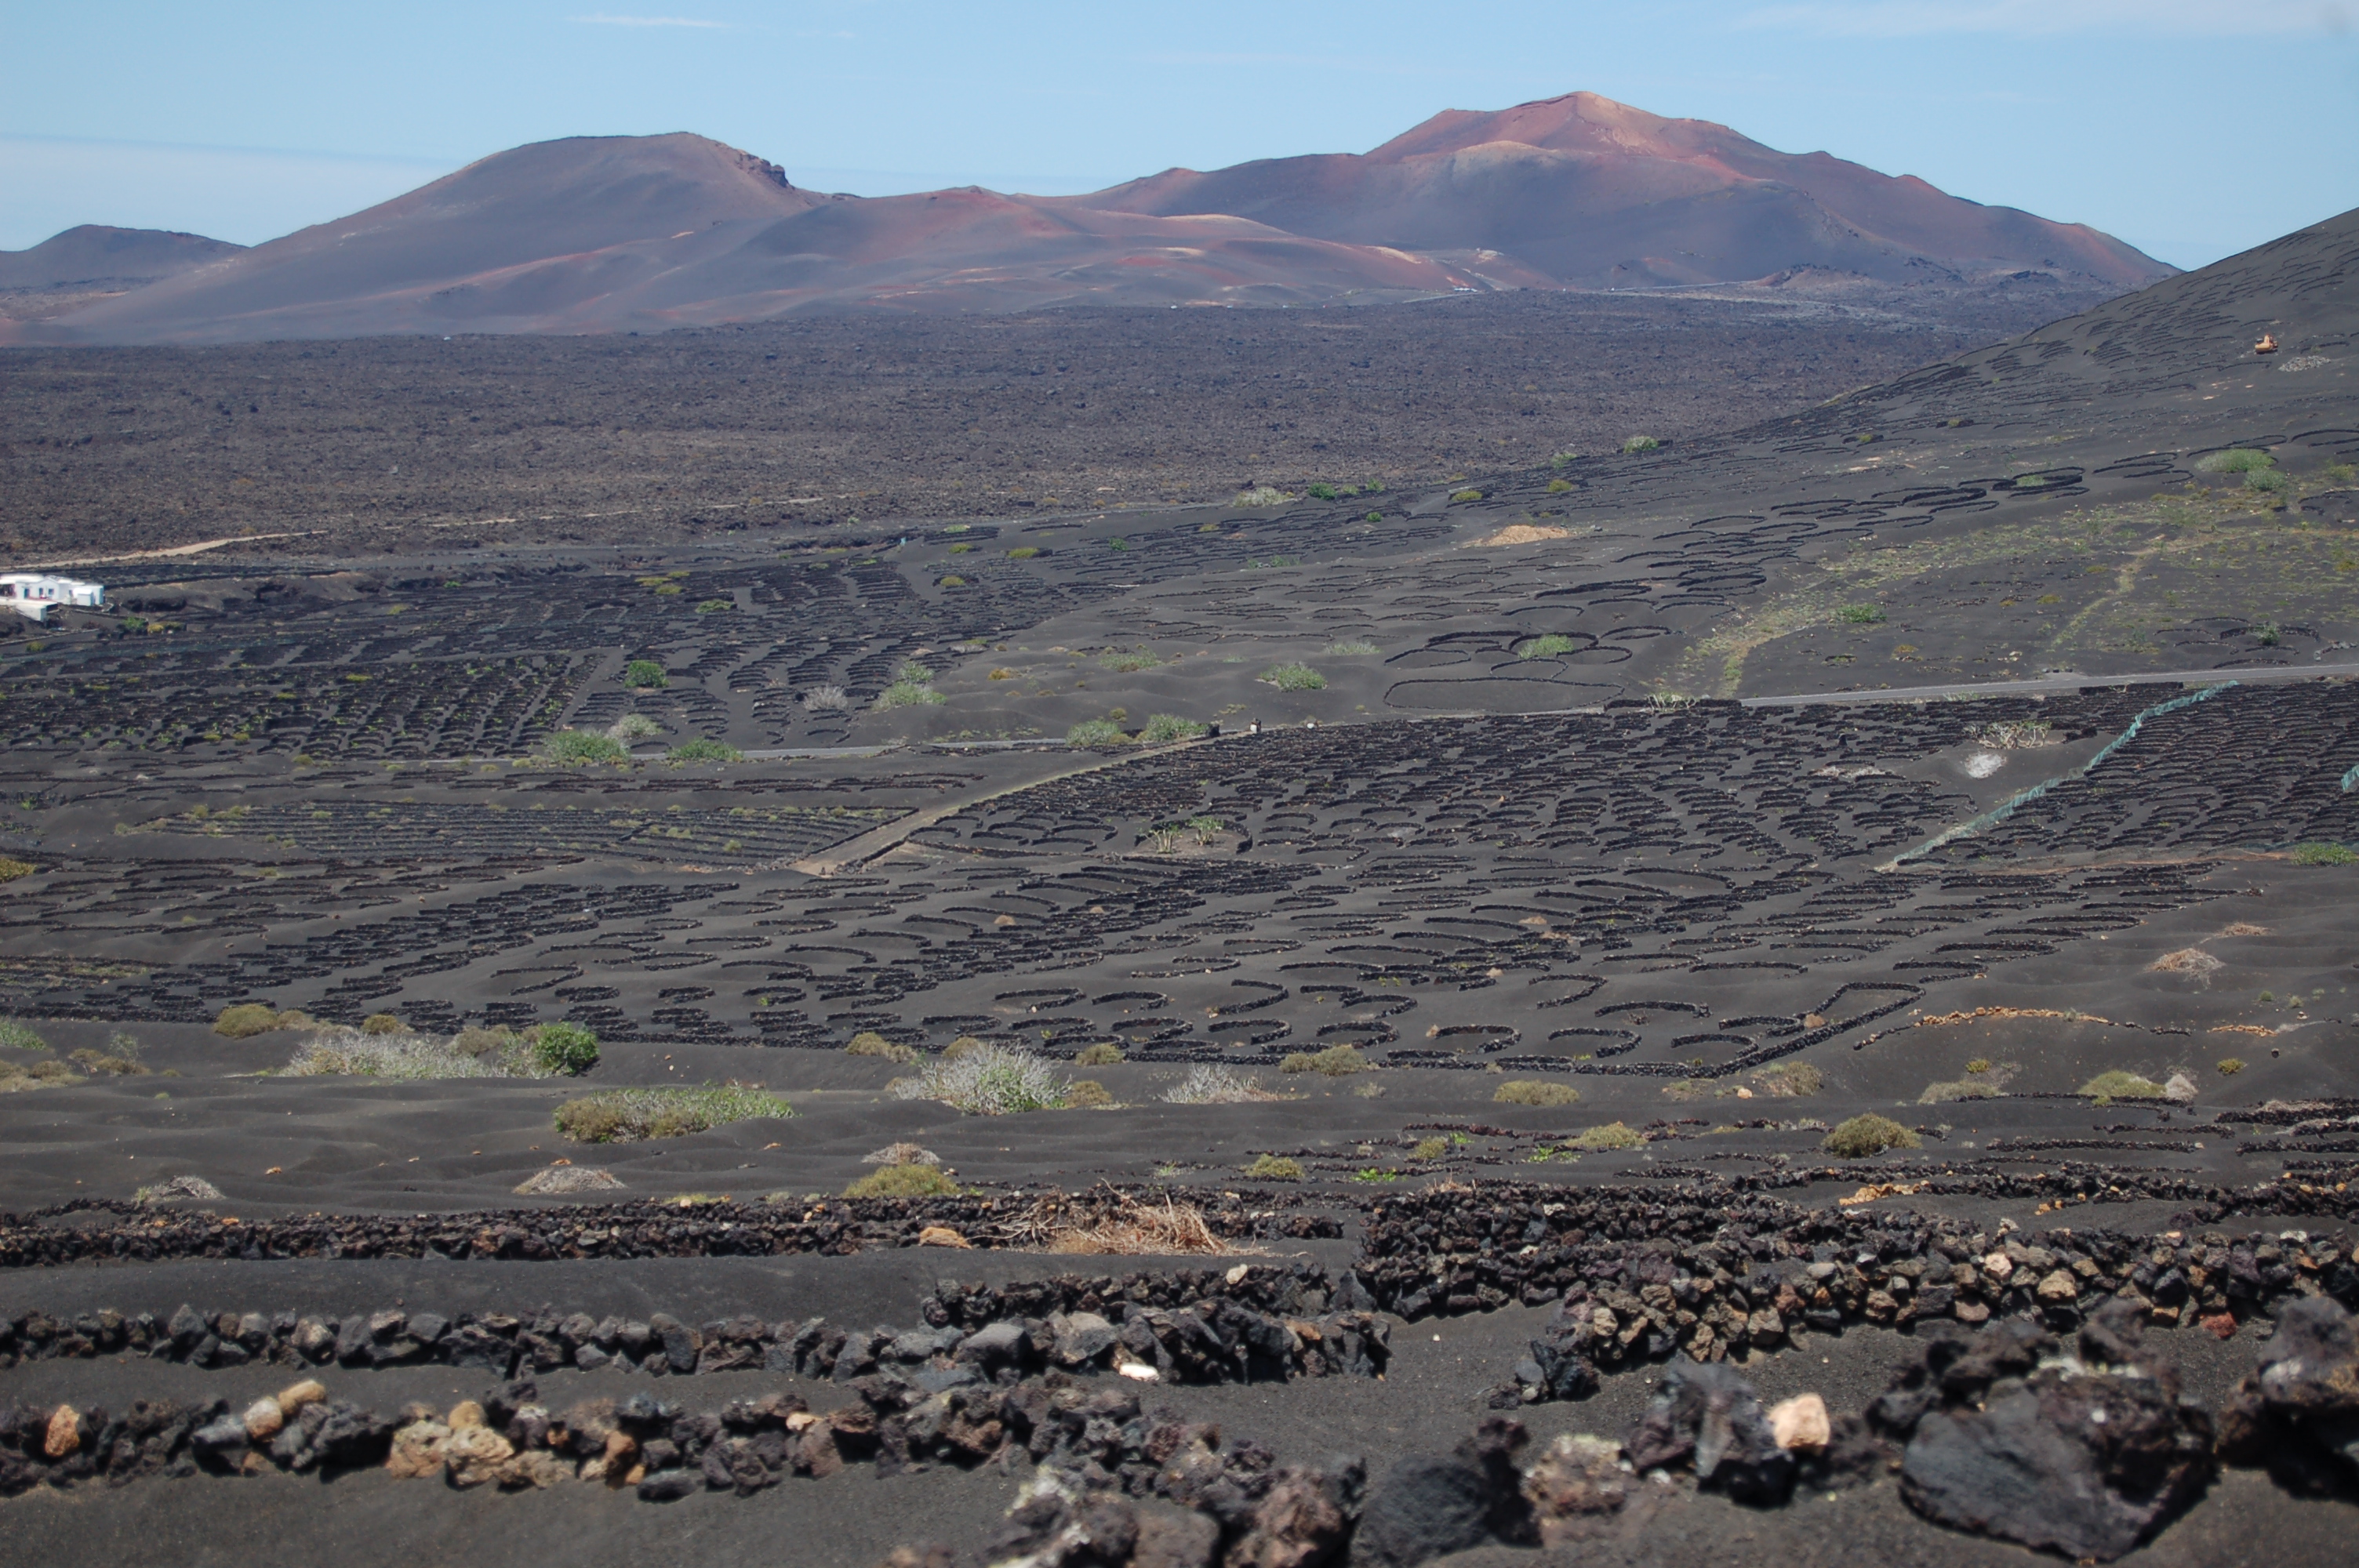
left=2197, top=448, right=2275, bottom=474
left=1232, top=487, right=1289, bottom=507
left=1409, top=1137, right=1451, bottom=1161
left=1067, top=1079, right=1114, bottom=1109
left=607, top=713, right=663, bottom=742
left=1621, top=435, right=1659, bottom=453
left=0, top=858, right=35, bottom=884
left=1007, top=546, right=1041, bottom=559
left=892, top=1043, right=1068, bottom=1114
left=1046, top=1195, right=1247, bottom=1257
left=875, top=661, right=947, bottom=710
left=0, top=1018, right=49, bottom=1053
left=1515, top=634, right=1579, bottom=659
left=2216, top=1057, right=2246, bottom=1076
left=2079, top=1070, right=2166, bottom=1103
left=1161, top=1065, right=1271, bottom=1105
left=1822, top=1113, right=1921, bottom=1158
left=1550, top=451, right=1579, bottom=469
left=844, top=1163, right=960, bottom=1199
left=1968, top=719, right=2055, bottom=750
left=1243, top=1154, right=1303, bottom=1181
left=1259, top=662, right=1327, bottom=690
left=1834, top=604, right=1888, bottom=625
left=213, top=1003, right=305, bottom=1038
left=846, top=1031, right=918, bottom=1065
left=69, top=1036, right=149, bottom=1076
left=287, top=1028, right=537, bottom=1080
left=542, top=729, right=627, bottom=764
left=1280, top=1044, right=1369, bottom=1077
left=667, top=739, right=743, bottom=762
left=1324, top=640, right=1378, bottom=656
left=801, top=685, right=849, bottom=712
left=0, top=1058, right=82, bottom=1092
left=1136, top=713, right=1208, bottom=744
left=2292, top=842, right=2357, bottom=866
left=1100, top=650, right=1161, bottom=673
left=359, top=1012, right=404, bottom=1035
left=1448, top=488, right=1485, bottom=503
left=1074, top=1042, right=1125, bottom=1067
left=555, top=1084, right=795, bottom=1143
left=693, top=598, right=733, bottom=614
left=623, top=659, right=671, bottom=689
left=1750, top=1062, right=1823, bottom=1098
left=1493, top=1079, right=1580, bottom=1106
left=1066, top=719, right=1129, bottom=747
left=1570, top=1122, right=1645, bottom=1151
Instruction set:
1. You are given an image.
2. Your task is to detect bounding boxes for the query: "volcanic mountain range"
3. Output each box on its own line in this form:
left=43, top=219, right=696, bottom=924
left=1, top=93, right=2171, bottom=344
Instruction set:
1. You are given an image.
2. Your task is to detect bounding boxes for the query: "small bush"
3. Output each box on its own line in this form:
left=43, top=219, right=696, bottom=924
left=1007, top=546, right=1041, bottom=559
left=287, top=1029, right=522, bottom=1080
left=533, top=1022, right=601, bottom=1076
left=542, top=729, right=627, bottom=764
left=1067, top=719, right=1129, bottom=747
left=2245, top=469, right=2289, bottom=493
left=1137, top=713, right=1208, bottom=744
left=893, top=1043, right=1068, bottom=1114
left=0, top=1018, right=48, bottom=1052
left=847, top=1031, right=918, bottom=1065
left=213, top=1003, right=289, bottom=1038
left=1494, top=1079, right=1580, bottom=1107
left=844, top=1163, right=960, bottom=1199
left=1325, top=640, right=1378, bottom=656
left=693, top=598, right=733, bottom=614
left=801, top=685, right=849, bottom=711
left=1281, top=1044, right=1369, bottom=1077
left=1550, top=451, right=1578, bottom=469
left=2079, top=1070, right=2165, bottom=1103
left=1410, top=1138, right=1450, bottom=1161
left=2197, top=448, right=2274, bottom=474
left=1244, top=1154, right=1303, bottom=1181
left=875, top=665, right=947, bottom=710
left=1365, top=510, right=1383, bottom=524
left=455, top=1025, right=520, bottom=1058
left=623, top=659, right=670, bottom=689
left=1751, top=1062, right=1823, bottom=1098
left=1448, top=488, right=1485, bottom=503
left=1572, top=1122, right=1645, bottom=1151
left=1232, top=487, right=1289, bottom=507
left=1074, top=1042, right=1125, bottom=1067
left=1835, top=604, right=1887, bottom=625
left=1621, top=435, right=1659, bottom=453
left=1259, top=662, right=1326, bottom=690
left=1547, top=478, right=1574, bottom=493
left=2291, top=842, right=2356, bottom=866
left=2216, top=1057, right=2246, bottom=1076
left=1163, top=1065, right=1267, bottom=1105
left=68, top=1045, right=148, bottom=1077
left=1822, top=1113, right=1921, bottom=1157
left=943, top=1036, right=987, bottom=1060
left=0, top=857, right=35, bottom=883
left=554, top=1084, right=794, bottom=1142
left=1516, top=634, right=1578, bottom=659
left=1067, top=1079, right=1114, bottom=1109
left=1307, top=482, right=1339, bottom=500
left=1966, top=1058, right=1992, bottom=1075
left=1100, top=650, right=1161, bottom=672
left=668, top=739, right=743, bottom=762
left=360, top=1012, right=405, bottom=1036
left=608, top=713, right=663, bottom=742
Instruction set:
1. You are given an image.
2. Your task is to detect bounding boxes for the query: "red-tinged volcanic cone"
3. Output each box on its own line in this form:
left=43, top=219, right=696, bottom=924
left=1073, top=91, right=2171, bottom=292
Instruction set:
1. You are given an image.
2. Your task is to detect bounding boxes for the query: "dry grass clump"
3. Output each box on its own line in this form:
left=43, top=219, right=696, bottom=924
left=1067, top=1079, right=1114, bottom=1109
left=513, top=1166, right=625, bottom=1196
left=1281, top=1044, right=1369, bottom=1077
left=863, top=1142, right=940, bottom=1166
left=1823, top=1114, right=1921, bottom=1158
left=1570, top=1122, right=1645, bottom=1152
left=285, top=1028, right=522, bottom=1080
left=1243, top=1154, right=1303, bottom=1181
left=1750, top=1062, right=1823, bottom=1098
left=847, top=1030, right=918, bottom=1064
left=213, top=1003, right=310, bottom=1038
left=2216, top=1057, right=2247, bottom=1076
left=1920, top=1061, right=2016, bottom=1104
left=68, top=1036, right=151, bottom=1077
left=0, top=1058, right=83, bottom=1093
left=135, top=1175, right=224, bottom=1204
left=1659, top=1080, right=1708, bottom=1102
left=1161, top=1065, right=1278, bottom=1105
left=359, top=1012, right=405, bottom=1035
left=892, top=1043, right=1069, bottom=1114
left=2150, top=948, right=2223, bottom=982
left=2079, top=1070, right=2166, bottom=1104
left=1494, top=1079, right=1580, bottom=1107
left=1045, top=1196, right=1256, bottom=1257
left=844, top=1163, right=961, bottom=1199
left=1074, top=1042, right=1125, bottom=1067
left=554, top=1085, right=794, bottom=1143
left=0, top=857, right=36, bottom=883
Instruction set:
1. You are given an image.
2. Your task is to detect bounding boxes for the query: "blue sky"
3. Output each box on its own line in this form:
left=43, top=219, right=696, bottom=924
left=2, top=1, right=2354, bottom=268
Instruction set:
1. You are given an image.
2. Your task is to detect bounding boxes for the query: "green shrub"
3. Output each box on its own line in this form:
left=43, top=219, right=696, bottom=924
left=542, top=729, right=627, bottom=764
left=1516, top=634, right=1578, bottom=659
left=554, top=1084, right=794, bottom=1142
left=1751, top=1062, right=1823, bottom=1098
left=1571, top=1122, right=1644, bottom=1150
left=876, top=662, right=947, bottom=710
left=1410, top=1137, right=1450, bottom=1160
left=1137, top=713, right=1207, bottom=745
left=2245, top=469, right=2289, bottom=493
left=213, top=1003, right=288, bottom=1038
left=533, top=1022, right=601, bottom=1076
left=844, top=1163, right=960, bottom=1199
left=1549, top=452, right=1578, bottom=470
left=1280, top=1044, right=1369, bottom=1077
left=1494, top=1079, right=1580, bottom=1106
left=1100, top=650, right=1161, bottom=672
left=2078, top=1070, right=2165, bottom=1104
left=693, top=598, right=733, bottom=614
left=1822, top=1113, right=1921, bottom=1157
left=360, top=1012, right=405, bottom=1036
left=937, top=575, right=967, bottom=588
left=0, top=858, right=36, bottom=884
left=668, top=739, right=743, bottom=762
left=1448, top=488, right=1485, bottom=503
left=847, top=1031, right=918, bottom=1065
left=1325, top=640, right=1378, bottom=656
left=1307, top=482, right=1339, bottom=500
left=1547, top=478, right=1574, bottom=494
left=1067, top=1079, right=1113, bottom=1109
left=2197, top=448, right=2274, bottom=474
left=1365, top=510, right=1383, bottom=524
left=2292, top=842, right=2356, bottom=866
left=1067, top=719, right=1129, bottom=747
left=623, top=659, right=670, bottom=689
left=1007, top=546, right=1041, bottom=559
left=1835, top=604, right=1887, bottom=625
left=1621, top=435, right=1659, bottom=453
left=1259, top=662, right=1326, bottom=690
left=1074, top=1042, right=1125, bottom=1066
left=0, top=1018, right=48, bottom=1053
left=2216, top=1057, right=2245, bottom=1076
left=1243, top=1154, right=1303, bottom=1181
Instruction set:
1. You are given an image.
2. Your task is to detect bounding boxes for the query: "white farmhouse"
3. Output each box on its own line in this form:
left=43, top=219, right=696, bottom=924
left=0, top=574, right=104, bottom=622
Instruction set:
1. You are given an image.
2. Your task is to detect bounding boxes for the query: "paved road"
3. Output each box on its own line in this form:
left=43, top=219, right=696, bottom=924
left=1740, top=661, right=2359, bottom=709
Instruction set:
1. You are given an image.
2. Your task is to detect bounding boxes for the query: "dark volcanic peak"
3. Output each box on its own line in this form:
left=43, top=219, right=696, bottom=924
left=0, top=224, right=245, bottom=292
left=1077, top=90, right=2171, bottom=292
left=7, top=94, right=2170, bottom=344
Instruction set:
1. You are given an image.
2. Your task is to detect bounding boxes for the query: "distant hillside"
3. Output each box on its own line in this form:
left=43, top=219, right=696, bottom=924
left=5, top=95, right=2172, bottom=345
left=0, top=225, right=245, bottom=292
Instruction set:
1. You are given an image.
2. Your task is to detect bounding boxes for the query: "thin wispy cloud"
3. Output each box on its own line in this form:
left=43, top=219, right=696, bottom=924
left=568, top=13, right=727, bottom=28
left=1743, top=0, right=2352, bottom=35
